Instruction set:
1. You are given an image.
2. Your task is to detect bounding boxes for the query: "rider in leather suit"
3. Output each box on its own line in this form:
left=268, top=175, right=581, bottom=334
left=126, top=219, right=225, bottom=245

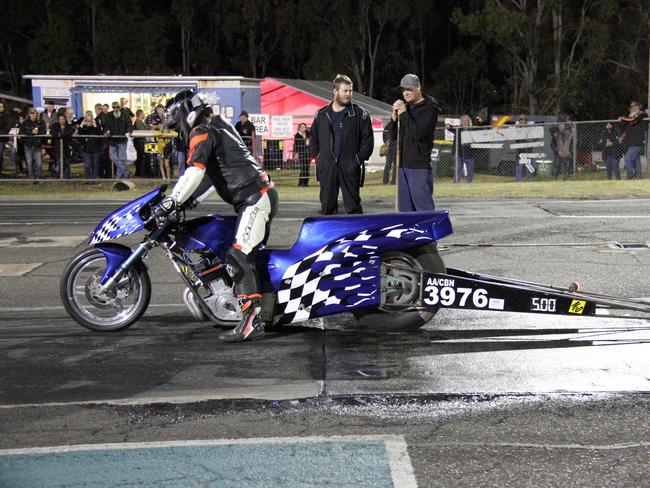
left=153, top=90, right=278, bottom=342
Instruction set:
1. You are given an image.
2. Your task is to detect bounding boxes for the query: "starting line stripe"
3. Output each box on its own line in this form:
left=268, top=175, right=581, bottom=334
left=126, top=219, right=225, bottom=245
left=0, top=435, right=417, bottom=488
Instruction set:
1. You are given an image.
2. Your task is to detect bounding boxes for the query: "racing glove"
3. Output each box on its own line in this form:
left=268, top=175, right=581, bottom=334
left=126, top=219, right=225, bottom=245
left=151, top=196, right=180, bottom=226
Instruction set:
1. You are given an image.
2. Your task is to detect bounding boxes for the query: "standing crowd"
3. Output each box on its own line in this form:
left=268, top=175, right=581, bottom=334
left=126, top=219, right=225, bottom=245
left=0, top=98, right=187, bottom=182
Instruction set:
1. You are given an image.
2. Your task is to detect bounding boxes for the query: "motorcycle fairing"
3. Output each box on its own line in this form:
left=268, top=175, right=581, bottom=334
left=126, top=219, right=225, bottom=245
left=88, top=188, right=163, bottom=246
left=269, top=211, right=452, bottom=323
left=174, top=215, right=238, bottom=261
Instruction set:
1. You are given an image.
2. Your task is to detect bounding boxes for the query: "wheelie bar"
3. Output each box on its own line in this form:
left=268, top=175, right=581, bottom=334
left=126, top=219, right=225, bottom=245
left=419, top=268, right=599, bottom=317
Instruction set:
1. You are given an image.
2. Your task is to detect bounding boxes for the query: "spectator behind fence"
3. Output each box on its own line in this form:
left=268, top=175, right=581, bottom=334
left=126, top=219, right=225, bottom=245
left=310, top=74, right=373, bottom=215
left=51, top=114, right=74, bottom=179
left=598, top=122, right=622, bottom=180
left=514, top=115, right=534, bottom=182
left=235, top=111, right=257, bottom=156
left=455, top=114, right=474, bottom=183
left=387, top=74, right=440, bottom=212
left=119, top=98, right=135, bottom=121
left=294, top=122, right=310, bottom=187
left=78, top=110, right=103, bottom=181
left=19, top=108, right=46, bottom=182
left=41, top=101, right=57, bottom=129
left=551, top=120, right=573, bottom=179
left=171, top=136, right=187, bottom=178
left=133, top=109, right=147, bottom=177
left=104, top=101, right=133, bottom=179
left=0, top=102, right=11, bottom=177
left=94, top=103, right=110, bottom=178
left=10, top=107, right=26, bottom=176
left=145, top=104, right=164, bottom=128
left=618, top=101, right=647, bottom=179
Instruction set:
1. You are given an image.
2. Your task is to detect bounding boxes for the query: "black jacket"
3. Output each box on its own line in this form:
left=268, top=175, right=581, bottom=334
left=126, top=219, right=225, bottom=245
left=185, top=115, right=272, bottom=210
left=598, top=128, right=622, bottom=158
left=386, top=94, right=439, bottom=169
left=309, top=102, right=373, bottom=170
left=78, top=123, right=104, bottom=153
left=104, top=110, right=133, bottom=138
left=0, top=111, right=12, bottom=135
left=19, top=118, right=46, bottom=148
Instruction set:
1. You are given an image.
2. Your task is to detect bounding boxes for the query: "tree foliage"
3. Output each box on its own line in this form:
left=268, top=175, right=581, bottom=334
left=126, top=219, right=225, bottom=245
left=1, top=0, right=648, bottom=118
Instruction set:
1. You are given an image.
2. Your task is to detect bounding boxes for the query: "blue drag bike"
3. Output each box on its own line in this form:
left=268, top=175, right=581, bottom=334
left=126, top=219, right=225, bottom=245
left=60, top=186, right=453, bottom=333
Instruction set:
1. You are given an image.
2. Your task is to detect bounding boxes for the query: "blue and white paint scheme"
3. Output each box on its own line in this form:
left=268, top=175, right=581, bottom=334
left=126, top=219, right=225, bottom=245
left=88, top=188, right=163, bottom=246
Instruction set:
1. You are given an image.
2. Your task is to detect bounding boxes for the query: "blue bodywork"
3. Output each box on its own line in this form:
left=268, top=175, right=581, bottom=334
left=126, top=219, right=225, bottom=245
left=89, top=190, right=453, bottom=324
left=88, top=188, right=163, bottom=246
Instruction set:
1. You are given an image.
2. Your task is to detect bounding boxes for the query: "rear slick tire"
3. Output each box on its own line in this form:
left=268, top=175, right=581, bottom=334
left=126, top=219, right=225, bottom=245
left=353, top=245, right=445, bottom=332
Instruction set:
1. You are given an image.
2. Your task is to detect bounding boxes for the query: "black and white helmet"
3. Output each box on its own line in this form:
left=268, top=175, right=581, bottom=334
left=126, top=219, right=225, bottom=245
left=164, top=90, right=210, bottom=142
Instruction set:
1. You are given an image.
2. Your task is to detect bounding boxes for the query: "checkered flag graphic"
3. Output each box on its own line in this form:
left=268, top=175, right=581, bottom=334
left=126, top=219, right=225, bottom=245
left=276, top=223, right=427, bottom=323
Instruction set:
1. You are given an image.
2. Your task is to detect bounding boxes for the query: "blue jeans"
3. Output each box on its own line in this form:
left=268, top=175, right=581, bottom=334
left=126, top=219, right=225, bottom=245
left=624, top=146, right=642, bottom=179
left=24, top=146, right=42, bottom=179
left=82, top=151, right=101, bottom=179
left=398, top=167, right=435, bottom=212
left=603, top=153, right=621, bottom=180
left=109, top=141, right=130, bottom=179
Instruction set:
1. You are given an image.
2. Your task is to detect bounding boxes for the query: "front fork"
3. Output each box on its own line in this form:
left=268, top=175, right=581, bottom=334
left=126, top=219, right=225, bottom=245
left=98, top=224, right=169, bottom=293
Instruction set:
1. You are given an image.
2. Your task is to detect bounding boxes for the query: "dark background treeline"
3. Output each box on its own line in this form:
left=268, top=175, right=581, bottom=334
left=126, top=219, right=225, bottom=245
left=1, top=0, right=648, bottom=118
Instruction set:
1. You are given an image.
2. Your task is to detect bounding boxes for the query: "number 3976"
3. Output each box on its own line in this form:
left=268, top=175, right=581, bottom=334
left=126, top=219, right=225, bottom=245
left=423, top=286, right=489, bottom=308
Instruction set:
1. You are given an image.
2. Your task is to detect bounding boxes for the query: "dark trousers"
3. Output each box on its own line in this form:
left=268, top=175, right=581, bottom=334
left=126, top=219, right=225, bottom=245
left=98, top=146, right=112, bottom=178
left=298, top=156, right=310, bottom=186
left=134, top=148, right=145, bottom=177
left=553, top=156, right=572, bottom=178
left=603, top=153, right=621, bottom=180
left=318, top=161, right=362, bottom=215
left=82, top=151, right=101, bottom=180
left=398, top=167, right=435, bottom=212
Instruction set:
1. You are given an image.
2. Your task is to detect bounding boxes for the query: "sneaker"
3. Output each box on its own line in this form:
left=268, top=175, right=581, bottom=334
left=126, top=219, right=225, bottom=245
left=218, top=296, right=265, bottom=343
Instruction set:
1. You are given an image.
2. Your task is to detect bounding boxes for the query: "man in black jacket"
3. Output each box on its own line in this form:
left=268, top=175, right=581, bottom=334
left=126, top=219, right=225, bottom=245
left=386, top=74, right=440, bottom=211
left=310, top=74, right=373, bottom=214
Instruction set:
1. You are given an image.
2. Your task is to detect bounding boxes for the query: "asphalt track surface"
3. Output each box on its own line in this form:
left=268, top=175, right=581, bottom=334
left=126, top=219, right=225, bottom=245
left=2, top=195, right=650, bottom=487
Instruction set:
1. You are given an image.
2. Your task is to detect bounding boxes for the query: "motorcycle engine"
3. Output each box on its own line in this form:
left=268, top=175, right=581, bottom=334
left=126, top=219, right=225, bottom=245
left=183, top=250, right=241, bottom=324
left=203, top=278, right=242, bottom=323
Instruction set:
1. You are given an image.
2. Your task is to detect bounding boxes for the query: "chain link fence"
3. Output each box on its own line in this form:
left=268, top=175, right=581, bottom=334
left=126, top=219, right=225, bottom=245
left=424, top=119, right=649, bottom=182
left=0, top=131, right=321, bottom=185
left=1, top=119, right=648, bottom=184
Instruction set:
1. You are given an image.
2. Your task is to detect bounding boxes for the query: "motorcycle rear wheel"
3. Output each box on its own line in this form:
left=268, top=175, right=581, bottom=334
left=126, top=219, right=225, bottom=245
left=60, top=248, right=151, bottom=331
left=353, top=245, right=445, bottom=332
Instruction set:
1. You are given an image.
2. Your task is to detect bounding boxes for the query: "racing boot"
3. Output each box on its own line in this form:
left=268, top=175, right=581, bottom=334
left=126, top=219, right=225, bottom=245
left=218, top=294, right=265, bottom=343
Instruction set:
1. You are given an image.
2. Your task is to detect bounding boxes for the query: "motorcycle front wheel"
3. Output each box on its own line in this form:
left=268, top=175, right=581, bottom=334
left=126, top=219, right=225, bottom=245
left=353, top=244, right=445, bottom=332
left=60, top=248, right=151, bottom=331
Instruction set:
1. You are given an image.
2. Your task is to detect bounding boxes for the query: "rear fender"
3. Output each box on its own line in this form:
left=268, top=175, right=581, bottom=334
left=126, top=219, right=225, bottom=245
left=96, top=243, right=147, bottom=285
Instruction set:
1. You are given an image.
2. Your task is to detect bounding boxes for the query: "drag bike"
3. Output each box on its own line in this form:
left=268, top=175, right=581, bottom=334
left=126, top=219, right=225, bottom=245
left=60, top=185, right=453, bottom=333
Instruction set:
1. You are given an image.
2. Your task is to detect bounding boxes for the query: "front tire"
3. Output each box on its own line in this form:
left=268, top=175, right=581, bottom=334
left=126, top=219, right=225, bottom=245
left=353, top=245, right=445, bottom=332
left=60, top=248, right=151, bottom=331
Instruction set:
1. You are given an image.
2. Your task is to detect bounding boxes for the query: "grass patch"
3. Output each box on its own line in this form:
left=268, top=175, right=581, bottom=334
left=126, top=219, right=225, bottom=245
left=0, top=169, right=649, bottom=201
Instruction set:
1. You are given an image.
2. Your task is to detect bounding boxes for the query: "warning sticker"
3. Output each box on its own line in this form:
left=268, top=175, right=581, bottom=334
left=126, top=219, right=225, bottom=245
left=568, top=300, right=586, bottom=314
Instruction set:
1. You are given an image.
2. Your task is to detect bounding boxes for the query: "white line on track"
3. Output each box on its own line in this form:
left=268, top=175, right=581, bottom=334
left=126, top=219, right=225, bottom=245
left=558, top=215, right=650, bottom=219
left=0, top=434, right=418, bottom=487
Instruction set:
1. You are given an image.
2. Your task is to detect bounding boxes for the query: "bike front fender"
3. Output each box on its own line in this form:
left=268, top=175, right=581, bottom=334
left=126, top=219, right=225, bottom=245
left=95, top=243, right=147, bottom=285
